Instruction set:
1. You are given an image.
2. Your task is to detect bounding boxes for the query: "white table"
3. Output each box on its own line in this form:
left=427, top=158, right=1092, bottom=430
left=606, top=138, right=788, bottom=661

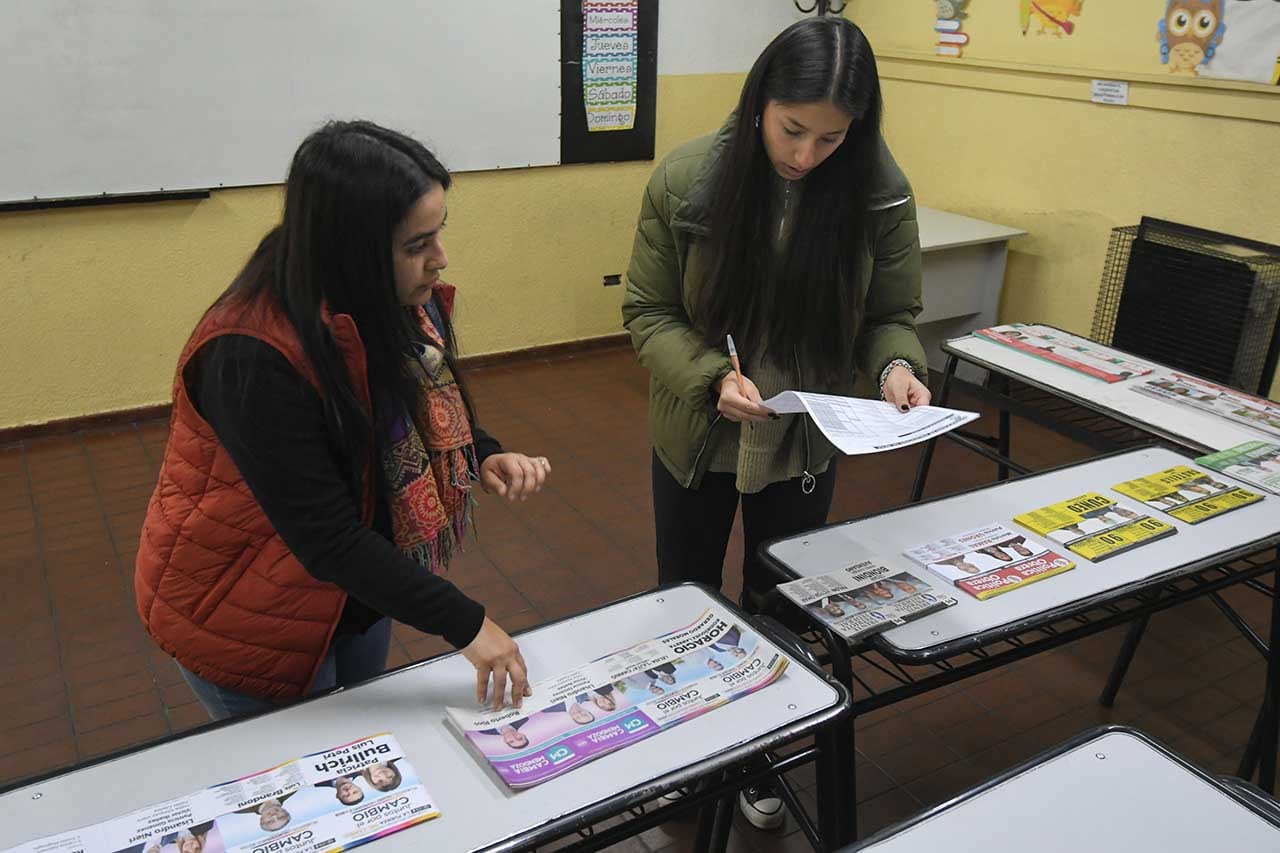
left=843, top=727, right=1280, bottom=852
left=0, top=585, right=849, bottom=853
left=916, top=207, right=1026, bottom=380
left=769, top=448, right=1279, bottom=654
left=944, top=332, right=1270, bottom=453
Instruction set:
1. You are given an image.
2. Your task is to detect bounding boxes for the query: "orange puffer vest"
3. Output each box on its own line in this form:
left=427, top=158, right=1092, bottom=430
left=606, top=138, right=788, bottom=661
left=135, top=292, right=376, bottom=700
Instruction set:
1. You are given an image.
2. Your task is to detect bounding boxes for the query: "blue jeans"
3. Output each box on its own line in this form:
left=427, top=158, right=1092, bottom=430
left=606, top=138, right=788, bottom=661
left=179, top=618, right=393, bottom=721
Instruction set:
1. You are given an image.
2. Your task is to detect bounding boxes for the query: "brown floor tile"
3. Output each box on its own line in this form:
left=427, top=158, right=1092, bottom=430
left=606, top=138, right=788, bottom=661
left=902, top=758, right=990, bottom=808
left=0, top=739, right=79, bottom=785
left=74, top=690, right=164, bottom=734
left=899, top=690, right=988, bottom=733
left=77, top=713, right=169, bottom=759
left=0, top=693, right=69, bottom=731
left=0, top=654, right=64, bottom=685
left=167, top=701, right=213, bottom=733
left=160, top=680, right=197, bottom=710
left=0, top=714, right=74, bottom=757
left=857, top=787, right=924, bottom=837
left=65, top=650, right=153, bottom=688
left=0, top=672, right=65, bottom=707
left=71, top=670, right=155, bottom=709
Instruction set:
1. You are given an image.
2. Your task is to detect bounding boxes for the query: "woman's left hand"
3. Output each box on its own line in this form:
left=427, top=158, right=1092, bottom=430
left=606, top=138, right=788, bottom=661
left=882, top=366, right=932, bottom=412
left=480, top=453, right=551, bottom=501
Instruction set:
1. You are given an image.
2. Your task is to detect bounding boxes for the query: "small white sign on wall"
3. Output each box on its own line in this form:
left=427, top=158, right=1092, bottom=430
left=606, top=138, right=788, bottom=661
left=1091, top=79, right=1130, bottom=106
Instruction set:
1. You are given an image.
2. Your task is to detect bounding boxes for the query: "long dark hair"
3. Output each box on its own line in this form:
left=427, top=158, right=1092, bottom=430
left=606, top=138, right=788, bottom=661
left=696, top=17, right=884, bottom=382
left=208, top=120, right=472, bottom=490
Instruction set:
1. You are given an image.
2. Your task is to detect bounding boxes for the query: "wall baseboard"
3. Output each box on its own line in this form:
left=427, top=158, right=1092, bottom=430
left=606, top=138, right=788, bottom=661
left=0, top=334, right=633, bottom=444
left=460, top=332, right=630, bottom=369
left=1, top=404, right=174, bottom=445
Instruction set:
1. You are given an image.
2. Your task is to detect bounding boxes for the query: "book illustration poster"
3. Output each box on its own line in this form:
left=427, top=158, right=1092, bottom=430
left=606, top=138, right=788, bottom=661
left=934, top=0, right=970, bottom=58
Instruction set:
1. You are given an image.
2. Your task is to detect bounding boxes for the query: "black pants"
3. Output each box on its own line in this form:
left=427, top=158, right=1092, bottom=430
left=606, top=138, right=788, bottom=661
left=652, top=452, right=838, bottom=603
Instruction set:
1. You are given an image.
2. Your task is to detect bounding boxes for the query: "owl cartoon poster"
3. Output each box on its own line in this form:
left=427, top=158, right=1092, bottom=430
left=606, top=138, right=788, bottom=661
left=1158, top=0, right=1228, bottom=75
left=1019, top=0, right=1085, bottom=37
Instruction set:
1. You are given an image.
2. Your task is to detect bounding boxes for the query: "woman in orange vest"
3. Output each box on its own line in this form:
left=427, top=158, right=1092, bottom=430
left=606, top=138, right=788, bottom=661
left=136, top=121, right=547, bottom=720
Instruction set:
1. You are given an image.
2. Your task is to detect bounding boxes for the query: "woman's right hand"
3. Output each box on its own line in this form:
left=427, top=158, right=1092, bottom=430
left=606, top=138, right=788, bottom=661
left=462, top=617, right=531, bottom=710
left=714, top=373, right=775, bottom=423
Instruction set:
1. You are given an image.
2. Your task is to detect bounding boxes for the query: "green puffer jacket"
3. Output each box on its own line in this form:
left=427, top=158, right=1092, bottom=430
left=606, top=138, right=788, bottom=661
left=622, top=119, right=928, bottom=489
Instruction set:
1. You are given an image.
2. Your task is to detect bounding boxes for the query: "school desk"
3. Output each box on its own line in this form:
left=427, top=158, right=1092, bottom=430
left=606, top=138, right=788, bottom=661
left=760, top=447, right=1280, bottom=836
left=0, top=585, right=853, bottom=853
left=915, top=206, right=1026, bottom=380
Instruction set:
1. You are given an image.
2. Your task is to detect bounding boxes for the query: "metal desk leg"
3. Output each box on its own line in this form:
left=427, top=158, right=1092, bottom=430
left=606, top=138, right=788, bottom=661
left=909, top=354, right=959, bottom=503
left=1099, top=616, right=1149, bottom=708
left=1259, top=564, right=1280, bottom=792
left=692, top=776, right=735, bottom=853
left=815, top=703, right=857, bottom=848
left=815, top=623, right=859, bottom=844
left=994, top=373, right=1012, bottom=482
left=1239, top=706, right=1264, bottom=781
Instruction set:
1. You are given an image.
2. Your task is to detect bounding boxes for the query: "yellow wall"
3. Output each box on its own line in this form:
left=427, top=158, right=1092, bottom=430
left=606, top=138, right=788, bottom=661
left=7, top=4, right=1280, bottom=430
left=0, top=74, right=744, bottom=430
left=847, top=2, right=1280, bottom=400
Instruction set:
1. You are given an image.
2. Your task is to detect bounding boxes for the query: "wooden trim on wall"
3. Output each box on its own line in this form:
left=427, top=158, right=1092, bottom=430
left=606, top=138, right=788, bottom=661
left=1, top=334, right=634, bottom=443
left=1, top=404, right=174, bottom=445
left=876, top=52, right=1280, bottom=126
left=460, top=332, right=631, bottom=369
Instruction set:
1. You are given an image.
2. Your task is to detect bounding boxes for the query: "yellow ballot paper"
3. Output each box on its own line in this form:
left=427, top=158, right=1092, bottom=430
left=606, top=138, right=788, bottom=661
left=1014, top=492, right=1177, bottom=562
left=1113, top=466, right=1262, bottom=525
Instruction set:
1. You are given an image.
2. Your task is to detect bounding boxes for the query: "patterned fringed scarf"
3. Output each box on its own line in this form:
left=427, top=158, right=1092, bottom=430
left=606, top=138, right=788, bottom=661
left=380, top=305, right=477, bottom=575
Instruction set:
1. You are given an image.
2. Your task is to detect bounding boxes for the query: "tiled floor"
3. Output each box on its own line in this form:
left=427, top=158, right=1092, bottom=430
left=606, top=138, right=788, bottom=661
left=1, top=344, right=1275, bottom=851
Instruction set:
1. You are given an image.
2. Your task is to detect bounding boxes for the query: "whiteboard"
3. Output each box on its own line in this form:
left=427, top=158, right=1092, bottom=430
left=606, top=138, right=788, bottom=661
left=0, top=1, right=561, bottom=202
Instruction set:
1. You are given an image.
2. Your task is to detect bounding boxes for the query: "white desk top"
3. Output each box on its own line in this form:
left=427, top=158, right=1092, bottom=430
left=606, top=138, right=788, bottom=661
left=851, top=730, right=1280, bottom=852
left=765, top=448, right=1280, bottom=655
left=917, top=206, right=1026, bottom=253
left=0, top=586, right=841, bottom=853
left=947, top=334, right=1268, bottom=452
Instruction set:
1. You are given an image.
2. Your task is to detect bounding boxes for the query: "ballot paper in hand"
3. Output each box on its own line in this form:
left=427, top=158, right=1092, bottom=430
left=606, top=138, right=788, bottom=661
left=760, top=391, right=978, bottom=455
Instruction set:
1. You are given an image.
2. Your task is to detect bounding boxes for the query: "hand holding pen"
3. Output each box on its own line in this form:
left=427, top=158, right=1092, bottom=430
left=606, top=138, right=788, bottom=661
left=715, top=334, right=776, bottom=423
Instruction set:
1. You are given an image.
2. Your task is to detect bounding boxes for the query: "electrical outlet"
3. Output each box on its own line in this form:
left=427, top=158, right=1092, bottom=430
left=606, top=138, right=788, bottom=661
left=602, top=274, right=622, bottom=287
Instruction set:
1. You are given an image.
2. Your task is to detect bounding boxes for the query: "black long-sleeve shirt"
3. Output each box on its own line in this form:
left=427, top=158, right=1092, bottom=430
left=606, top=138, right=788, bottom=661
left=192, top=335, right=496, bottom=647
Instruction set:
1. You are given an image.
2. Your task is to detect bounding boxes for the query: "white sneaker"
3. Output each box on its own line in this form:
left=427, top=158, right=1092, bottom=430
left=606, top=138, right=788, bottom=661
left=738, top=784, right=785, bottom=830
left=660, top=787, right=687, bottom=803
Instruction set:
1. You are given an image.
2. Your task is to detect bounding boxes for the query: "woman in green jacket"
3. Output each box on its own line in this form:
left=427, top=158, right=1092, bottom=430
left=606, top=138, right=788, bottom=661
left=623, top=17, right=930, bottom=614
